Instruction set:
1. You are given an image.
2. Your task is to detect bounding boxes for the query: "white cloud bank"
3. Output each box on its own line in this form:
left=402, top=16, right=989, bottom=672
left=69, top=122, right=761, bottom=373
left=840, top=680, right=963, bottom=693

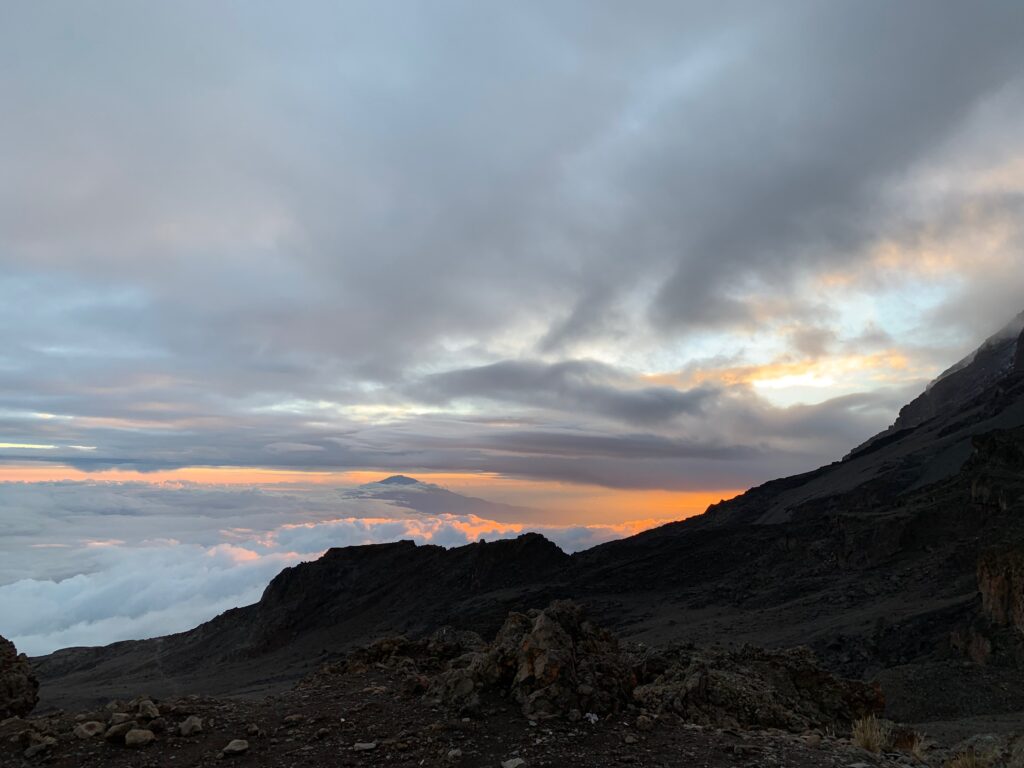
left=0, top=480, right=647, bottom=655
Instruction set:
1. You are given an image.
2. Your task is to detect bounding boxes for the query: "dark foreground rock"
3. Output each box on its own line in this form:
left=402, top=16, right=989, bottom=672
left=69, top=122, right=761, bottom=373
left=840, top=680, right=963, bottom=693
left=0, top=603, right=961, bottom=768
left=1, top=635, right=38, bottom=719
left=631, top=644, right=884, bottom=731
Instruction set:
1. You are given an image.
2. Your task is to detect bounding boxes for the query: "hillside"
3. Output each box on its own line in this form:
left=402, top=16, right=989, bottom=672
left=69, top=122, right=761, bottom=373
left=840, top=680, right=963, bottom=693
left=28, top=314, right=1024, bottom=736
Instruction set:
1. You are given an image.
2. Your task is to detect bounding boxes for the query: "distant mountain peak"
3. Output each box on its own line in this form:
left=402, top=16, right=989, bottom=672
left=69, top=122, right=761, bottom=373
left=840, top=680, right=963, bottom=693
left=893, top=309, right=1024, bottom=432
left=376, top=475, right=422, bottom=486
left=926, top=309, right=1024, bottom=393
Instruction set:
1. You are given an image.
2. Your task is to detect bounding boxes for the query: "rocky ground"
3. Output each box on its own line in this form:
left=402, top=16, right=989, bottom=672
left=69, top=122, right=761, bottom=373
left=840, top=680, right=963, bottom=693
left=5, top=603, right=1024, bottom=768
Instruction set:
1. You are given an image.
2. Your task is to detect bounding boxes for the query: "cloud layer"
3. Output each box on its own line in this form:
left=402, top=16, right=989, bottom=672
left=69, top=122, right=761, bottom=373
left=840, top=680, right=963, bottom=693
left=2, top=5, right=1024, bottom=490
left=0, top=480, right=656, bottom=654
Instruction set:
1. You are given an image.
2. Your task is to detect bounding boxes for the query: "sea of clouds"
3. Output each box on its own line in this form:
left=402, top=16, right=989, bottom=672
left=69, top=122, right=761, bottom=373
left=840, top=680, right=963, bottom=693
left=0, top=480, right=643, bottom=655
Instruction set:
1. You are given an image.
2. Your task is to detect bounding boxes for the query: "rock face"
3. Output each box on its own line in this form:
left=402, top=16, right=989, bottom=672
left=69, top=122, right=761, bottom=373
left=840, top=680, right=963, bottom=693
left=632, top=645, right=884, bottom=731
left=977, top=546, right=1024, bottom=635
left=0, top=635, right=39, bottom=718
left=892, top=311, right=1024, bottom=433
left=425, top=601, right=880, bottom=731
left=1016, top=327, right=1024, bottom=373
left=431, top=600, right=635, bottom=719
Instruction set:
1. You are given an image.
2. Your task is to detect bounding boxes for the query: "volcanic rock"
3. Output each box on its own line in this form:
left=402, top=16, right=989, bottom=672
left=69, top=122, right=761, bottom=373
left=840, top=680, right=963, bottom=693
left=105, top=721, right=136, bottom=742
left=0, top=635, right=38, bottom=719
left=631, top=645, right=884, bottom=731
left=124, top=727, right=156, bottom=747
left=978, top=547, right=1024, bottom=632
left=179, top=714, right=204, bottom=736
left=72, top=720, right=105, bottom=738
left=430, top=600, right=634, bottom=719
left=221, top=738, right=249, bottom=755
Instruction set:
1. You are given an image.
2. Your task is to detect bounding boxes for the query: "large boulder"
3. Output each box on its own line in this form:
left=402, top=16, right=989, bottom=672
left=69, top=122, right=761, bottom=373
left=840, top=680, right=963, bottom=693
left=632, top=644, right=884, bottom=731
left=430, top=600, right=635, bottom=719
left=0, top=635, right=39, bottom=718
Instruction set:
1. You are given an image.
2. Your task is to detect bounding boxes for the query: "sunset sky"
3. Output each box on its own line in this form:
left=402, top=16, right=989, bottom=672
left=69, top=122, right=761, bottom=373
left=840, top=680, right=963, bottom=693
left=3, top=1, right=1024, bottom=653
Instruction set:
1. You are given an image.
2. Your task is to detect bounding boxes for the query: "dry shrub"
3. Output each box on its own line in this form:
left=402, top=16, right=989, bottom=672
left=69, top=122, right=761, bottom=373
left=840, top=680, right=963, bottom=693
left=890, top=726, right=927, bottom=760
left=946, top=748, right=996, bottom=768
left=852, top=714, right=892, bottom=753
left=907, top=731, right=927, bottom=762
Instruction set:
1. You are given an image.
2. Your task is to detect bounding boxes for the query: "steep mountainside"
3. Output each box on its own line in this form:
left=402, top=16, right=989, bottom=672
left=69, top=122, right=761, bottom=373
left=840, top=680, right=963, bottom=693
left=33, top=315, right=1024, bottom=728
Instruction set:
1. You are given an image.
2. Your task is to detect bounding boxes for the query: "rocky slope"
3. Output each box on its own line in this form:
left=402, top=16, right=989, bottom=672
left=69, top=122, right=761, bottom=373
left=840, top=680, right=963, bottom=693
left=29, top=313, right=1024, bottom=736
left=5, top=602, right=987, bottom=768
left=1, top=635, right=38, bottom=719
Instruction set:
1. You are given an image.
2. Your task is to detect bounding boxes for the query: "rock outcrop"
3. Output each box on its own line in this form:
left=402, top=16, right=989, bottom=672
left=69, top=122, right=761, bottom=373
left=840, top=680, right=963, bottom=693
left=0, top=635, right=38, bottom=718
left=422, top=601, right=881, bottom=731
left=430, top=600, right=635, bottom=720
left=1015, top=326, right=1024, bottom=373
left=632, top=644, right=884, bottom=731
left=977, top=546, right=1024, bottom=635
left=892, top=311, right=1024, bottom=433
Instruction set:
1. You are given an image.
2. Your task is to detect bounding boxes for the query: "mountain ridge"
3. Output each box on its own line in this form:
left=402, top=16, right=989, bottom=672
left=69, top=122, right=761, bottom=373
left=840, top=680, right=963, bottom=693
left=30, top=311, right=1024, bottom=729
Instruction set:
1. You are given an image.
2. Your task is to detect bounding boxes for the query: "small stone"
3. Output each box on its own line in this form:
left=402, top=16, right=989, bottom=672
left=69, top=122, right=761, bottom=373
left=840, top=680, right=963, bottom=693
left=137, top=700, right=160, bottom=719
left=73, top=720, right=106, bottom=739
left=222, top=738, right=249, bottom=756
left=353, top=741, right=377, bottom=751
left=447, top=748, right=463, bottom=760
left=125, top=728, right=156, bottom=748
left=23, top=736, right=56, bottom=759
left=105, top=721, right=136, bottom=742
left=636, top=715, right=653, bottom=732
left=315, top=727, right=330, bottom=740
left=502, top=759, right=527, bottom=768
left=803, top=731, right=822, bottom=748
left=179, top=715, right=203, bottom=736
left=283, top=714, right=304, bottom=726
left=623, top=733, right=639, bottom=744
left=109, top=712, right=133, bottom=725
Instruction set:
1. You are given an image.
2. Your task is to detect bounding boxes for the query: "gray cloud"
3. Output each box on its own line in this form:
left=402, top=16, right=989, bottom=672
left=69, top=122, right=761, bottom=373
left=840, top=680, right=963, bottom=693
left=411, top=360, right=717, bottom=424
left=0, top=1, right=1022, bottom=495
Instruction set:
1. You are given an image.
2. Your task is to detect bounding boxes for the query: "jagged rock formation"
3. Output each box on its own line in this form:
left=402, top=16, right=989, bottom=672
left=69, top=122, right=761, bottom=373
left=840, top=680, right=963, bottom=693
left=977, top=546, right=1024, bottom=635
left=336, top=601, right=882, bottom=732
left=631, top=644, right=883, bottom=731
left=1, top=634, right=39, bottom=718
left=429, top=600, right=635, bottom=719
left=890, top=311, right=1024, bottom=434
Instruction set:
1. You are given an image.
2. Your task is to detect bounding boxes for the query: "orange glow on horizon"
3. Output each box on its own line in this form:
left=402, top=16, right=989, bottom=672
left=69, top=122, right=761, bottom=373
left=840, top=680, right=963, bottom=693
left=0, top=463, right=741, bottom=526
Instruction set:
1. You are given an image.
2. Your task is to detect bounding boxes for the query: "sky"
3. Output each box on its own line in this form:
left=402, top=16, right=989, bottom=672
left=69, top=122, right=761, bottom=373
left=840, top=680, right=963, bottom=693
left=2, top=0, right=1024, bottom=654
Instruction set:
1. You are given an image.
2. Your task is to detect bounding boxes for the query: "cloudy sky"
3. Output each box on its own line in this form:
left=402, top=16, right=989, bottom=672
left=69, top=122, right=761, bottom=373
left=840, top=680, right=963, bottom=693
left=2, top=1, right=1024, bottom=653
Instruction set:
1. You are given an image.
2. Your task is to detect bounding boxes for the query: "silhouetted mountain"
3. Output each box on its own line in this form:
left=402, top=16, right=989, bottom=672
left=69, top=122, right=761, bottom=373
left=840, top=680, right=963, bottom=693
left=34, top=312, right=1024, bottom=727
left=376, top=475, right=422, bottom=485
left=344, top=475, right=546, bottom=523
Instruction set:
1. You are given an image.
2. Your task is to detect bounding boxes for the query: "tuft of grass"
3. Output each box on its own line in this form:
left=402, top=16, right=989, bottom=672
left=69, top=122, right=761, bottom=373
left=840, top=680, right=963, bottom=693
left=890, top=726, right=928, bottom=760
left=946, top=748, right=996, bottom=768
left=907, top=730, right=927, bottom=762
left=852, top=714, right=892, bottom=753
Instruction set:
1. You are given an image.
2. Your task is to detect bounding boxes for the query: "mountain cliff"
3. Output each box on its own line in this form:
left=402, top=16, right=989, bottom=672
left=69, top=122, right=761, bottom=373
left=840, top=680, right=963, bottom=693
left=32, top=312, right=1024, bottom=727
